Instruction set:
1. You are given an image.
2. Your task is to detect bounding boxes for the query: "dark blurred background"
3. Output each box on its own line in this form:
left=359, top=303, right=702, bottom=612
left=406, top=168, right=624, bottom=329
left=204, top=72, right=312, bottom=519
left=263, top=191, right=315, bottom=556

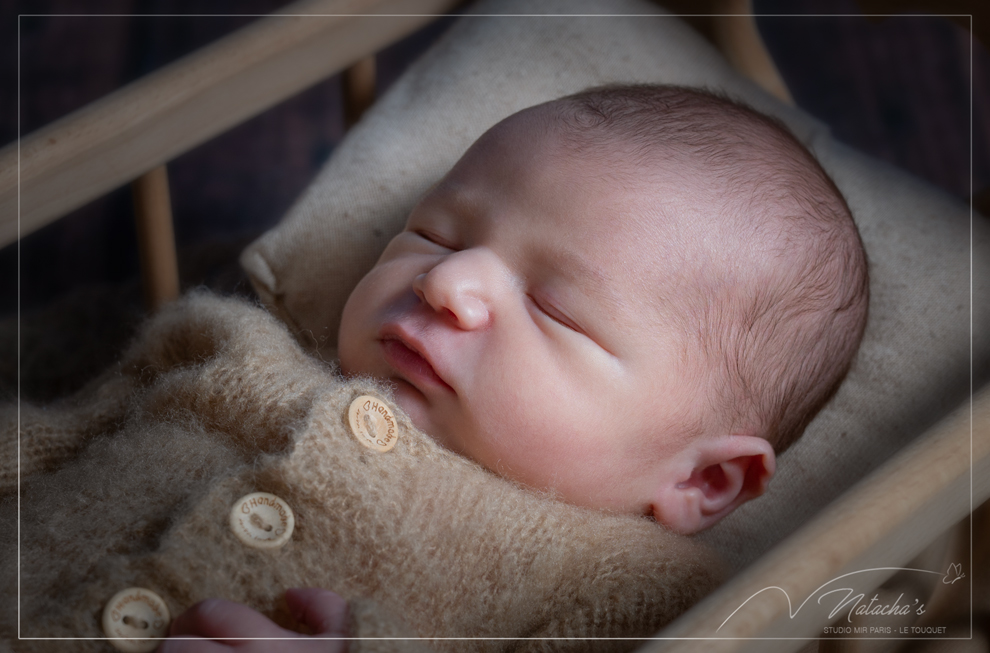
left=0, top=0, right=987, bottom=399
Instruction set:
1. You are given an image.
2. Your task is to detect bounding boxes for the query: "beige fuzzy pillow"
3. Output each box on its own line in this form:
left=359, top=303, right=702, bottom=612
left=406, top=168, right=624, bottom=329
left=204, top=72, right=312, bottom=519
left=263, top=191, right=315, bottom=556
left=241, top=0, right=990, bottom=573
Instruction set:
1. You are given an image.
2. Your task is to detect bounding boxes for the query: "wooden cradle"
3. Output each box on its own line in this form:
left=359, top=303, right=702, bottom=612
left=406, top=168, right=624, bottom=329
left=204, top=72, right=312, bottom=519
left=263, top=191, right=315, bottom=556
left=0, top=2, right=986, bottom=652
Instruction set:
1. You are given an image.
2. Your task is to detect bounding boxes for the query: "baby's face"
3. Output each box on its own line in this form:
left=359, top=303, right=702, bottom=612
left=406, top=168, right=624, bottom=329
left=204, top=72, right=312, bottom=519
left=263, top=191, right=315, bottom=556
left=338, top=110, right=708, bottom=518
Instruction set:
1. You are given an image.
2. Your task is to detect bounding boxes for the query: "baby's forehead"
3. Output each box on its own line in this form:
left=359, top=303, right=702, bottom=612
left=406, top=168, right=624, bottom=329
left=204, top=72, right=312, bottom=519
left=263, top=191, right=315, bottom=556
left=451, top=128, right=728, bottom=255
left=436, top=104, right=772, bottom=281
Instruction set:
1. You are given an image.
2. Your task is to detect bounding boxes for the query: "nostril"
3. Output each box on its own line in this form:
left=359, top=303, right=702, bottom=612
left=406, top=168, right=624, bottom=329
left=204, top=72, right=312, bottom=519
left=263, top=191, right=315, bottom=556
left=412, top=275, right=429, bottom=303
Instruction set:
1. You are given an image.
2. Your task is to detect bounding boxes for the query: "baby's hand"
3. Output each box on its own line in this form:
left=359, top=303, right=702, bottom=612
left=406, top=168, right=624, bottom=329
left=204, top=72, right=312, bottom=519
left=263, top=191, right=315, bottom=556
left=158, top=588, right=349, bottom=652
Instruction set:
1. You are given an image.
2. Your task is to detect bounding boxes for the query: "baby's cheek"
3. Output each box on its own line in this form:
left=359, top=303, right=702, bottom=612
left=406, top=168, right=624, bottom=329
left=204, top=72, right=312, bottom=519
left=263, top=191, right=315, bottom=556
left=336, top=339, right=371, bottom=379
left=336, top=313, right=361, bottom=374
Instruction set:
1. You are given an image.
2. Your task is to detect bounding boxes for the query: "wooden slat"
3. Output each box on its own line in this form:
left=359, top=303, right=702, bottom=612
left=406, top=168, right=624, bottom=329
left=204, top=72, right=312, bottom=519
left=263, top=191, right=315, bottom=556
left=642, top=383, right=990, bottom=652
left=711, top=0, right=794, bottom=105
left=0, top=0, right=457, bottom=248
left=132, top=165, right=179, bottom=312
left=344, top=56, right=377, bottom=128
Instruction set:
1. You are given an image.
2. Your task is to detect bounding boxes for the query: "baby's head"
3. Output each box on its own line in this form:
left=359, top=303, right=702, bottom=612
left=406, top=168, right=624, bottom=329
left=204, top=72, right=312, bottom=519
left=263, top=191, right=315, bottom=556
left=338, top=85, right=868, bottom=534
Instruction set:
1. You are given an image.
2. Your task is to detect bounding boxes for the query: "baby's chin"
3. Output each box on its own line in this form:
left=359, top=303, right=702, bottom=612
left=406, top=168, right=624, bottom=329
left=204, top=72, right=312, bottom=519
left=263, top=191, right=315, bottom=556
left=389, top=378, right=467, bottom=456
left=391, top=379, right=438, bottom=433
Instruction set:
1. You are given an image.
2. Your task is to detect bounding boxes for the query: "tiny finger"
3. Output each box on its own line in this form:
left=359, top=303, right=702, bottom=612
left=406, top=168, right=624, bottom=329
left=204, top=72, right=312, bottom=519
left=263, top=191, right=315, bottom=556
left=285, top=588, right=350, bottom=637
left=157, top=635, right=231, bottom=653
left=169, top=598, right=296, bottom=641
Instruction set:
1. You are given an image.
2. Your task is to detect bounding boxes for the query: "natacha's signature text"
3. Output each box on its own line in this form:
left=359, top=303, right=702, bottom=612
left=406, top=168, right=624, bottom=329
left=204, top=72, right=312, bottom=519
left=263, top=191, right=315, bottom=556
left=819, top=589, right=925, bottom=623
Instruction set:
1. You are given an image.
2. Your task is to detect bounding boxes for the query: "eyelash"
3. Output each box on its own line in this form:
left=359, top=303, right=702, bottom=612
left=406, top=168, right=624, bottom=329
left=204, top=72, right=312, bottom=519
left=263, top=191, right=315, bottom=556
left=414, top=229, right=457, bottom=250
left=529, top=295, right=580, bottom=333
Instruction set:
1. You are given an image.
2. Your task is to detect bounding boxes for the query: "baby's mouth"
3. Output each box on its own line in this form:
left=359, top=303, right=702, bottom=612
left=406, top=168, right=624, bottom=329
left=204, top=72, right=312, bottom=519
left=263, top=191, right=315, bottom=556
left=380, top=337, right=453, bottom=393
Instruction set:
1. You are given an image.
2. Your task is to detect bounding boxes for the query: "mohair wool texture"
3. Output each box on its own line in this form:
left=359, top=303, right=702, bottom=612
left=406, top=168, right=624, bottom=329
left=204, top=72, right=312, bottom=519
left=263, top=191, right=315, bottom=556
left=1, top=292, right=722, bottom=652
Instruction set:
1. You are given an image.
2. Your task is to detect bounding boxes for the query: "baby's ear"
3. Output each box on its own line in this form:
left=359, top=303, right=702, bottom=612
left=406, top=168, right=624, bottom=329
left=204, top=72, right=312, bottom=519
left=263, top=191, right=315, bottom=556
left=651, top=435, right=776, bottom=535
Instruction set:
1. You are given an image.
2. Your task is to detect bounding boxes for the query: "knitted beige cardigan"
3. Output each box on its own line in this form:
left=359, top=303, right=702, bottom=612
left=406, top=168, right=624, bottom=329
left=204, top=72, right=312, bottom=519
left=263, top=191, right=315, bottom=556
left=1, top=292, right=722, bottom=652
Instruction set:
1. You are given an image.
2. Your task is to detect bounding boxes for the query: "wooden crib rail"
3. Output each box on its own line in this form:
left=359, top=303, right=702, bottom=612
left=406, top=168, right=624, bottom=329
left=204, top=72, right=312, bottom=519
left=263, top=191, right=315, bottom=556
left=643, top=382, right=990, bottom=652
left=710, top=0, right=792, bottom=105
left=0, top=0, right=457, bottom=249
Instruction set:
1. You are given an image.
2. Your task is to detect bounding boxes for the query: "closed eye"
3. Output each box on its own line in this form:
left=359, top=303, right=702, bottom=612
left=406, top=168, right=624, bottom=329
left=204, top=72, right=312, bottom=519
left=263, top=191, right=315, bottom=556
left=528, top=295, right=583, bottom=334
left=413, top=229, right=458, bottom=250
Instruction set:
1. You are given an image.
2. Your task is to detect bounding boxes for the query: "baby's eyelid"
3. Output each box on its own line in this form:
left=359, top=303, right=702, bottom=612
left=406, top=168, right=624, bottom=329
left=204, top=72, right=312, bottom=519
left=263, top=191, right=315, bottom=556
left=529, top=294, right=582, bottom=333
left=412, top=228, right=457, bottom=250
left=528, top=294, right=619, bottom=358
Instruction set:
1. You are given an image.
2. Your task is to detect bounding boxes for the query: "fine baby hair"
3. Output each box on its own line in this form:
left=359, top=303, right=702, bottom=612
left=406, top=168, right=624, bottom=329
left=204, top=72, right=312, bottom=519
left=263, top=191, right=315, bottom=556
left=550, top=84, right=870, bottom=455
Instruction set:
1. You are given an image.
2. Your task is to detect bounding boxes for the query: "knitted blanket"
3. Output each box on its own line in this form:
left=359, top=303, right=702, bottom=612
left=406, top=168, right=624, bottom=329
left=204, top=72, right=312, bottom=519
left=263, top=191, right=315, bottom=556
left=1, top=292, right=722, bottom=652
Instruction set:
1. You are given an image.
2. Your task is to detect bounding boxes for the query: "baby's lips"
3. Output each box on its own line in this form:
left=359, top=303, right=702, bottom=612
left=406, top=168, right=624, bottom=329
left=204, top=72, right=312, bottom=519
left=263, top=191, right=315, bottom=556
left=380, top=333, right=454, bottom=393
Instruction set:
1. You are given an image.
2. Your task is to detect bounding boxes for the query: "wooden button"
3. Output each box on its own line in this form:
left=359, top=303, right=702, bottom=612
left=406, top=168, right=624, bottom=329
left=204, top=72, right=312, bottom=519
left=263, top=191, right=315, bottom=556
left=229, top=492, right=295, bottom=549
left=348, top=395, right=399, bottom=452
left=101, top=587, right=170, bottom=653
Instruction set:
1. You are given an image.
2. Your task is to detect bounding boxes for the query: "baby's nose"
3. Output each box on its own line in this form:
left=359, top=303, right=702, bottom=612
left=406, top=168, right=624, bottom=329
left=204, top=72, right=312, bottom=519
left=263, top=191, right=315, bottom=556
left=413, top=251, right=497, bottom=330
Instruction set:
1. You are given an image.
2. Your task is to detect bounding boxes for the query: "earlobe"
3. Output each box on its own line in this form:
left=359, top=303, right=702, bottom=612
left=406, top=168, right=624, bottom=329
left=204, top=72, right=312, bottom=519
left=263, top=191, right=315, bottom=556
left=651, top=435, right=776, bottom=534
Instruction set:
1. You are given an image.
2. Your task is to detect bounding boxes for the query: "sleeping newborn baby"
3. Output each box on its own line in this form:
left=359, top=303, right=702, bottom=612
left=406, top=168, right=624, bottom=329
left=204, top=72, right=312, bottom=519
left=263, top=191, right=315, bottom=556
left=338, top=83, right=869, bottom=532
left=160, top=84, right=868, bottom=649
left=4, top=84, right=868, bottom=652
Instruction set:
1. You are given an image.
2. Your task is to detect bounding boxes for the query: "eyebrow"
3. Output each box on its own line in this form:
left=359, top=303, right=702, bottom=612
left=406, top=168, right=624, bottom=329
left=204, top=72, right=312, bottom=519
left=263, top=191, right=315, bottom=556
left=425, top=180, right=481, bottom=222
